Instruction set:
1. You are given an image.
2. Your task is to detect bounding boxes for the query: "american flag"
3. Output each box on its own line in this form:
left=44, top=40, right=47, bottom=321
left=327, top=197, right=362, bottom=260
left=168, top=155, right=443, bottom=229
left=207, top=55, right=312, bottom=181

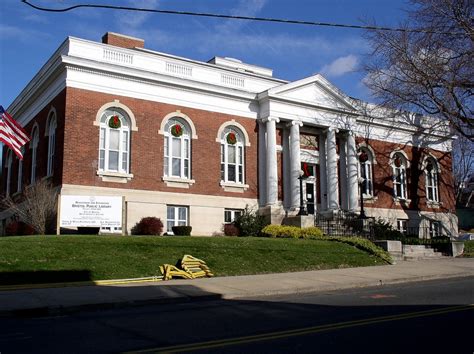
left=0, top=105, right=30, bottom=160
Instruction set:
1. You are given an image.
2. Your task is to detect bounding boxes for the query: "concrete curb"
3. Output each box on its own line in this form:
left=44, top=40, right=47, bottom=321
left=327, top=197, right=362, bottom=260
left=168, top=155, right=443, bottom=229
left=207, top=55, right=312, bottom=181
left=220, top=273, right=474, bottom=299
left=1, top=259, right=472, bottom=318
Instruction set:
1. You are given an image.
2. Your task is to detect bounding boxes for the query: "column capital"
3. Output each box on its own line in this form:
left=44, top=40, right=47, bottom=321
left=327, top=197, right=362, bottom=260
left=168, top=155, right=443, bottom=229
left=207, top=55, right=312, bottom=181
left=260, top=116, right=280, bottom=124
left=287, top=119, right=303, bottom=128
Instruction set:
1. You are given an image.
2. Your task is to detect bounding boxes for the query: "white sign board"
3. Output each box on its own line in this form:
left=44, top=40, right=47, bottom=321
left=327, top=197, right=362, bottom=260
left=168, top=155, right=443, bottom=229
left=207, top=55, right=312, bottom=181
left=60, top=195, right=122, bottom=228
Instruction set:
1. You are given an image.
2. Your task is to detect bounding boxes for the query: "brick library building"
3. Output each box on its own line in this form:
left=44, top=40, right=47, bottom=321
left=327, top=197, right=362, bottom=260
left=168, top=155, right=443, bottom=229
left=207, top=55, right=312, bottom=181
left=1, top=32, right=457, bottom=237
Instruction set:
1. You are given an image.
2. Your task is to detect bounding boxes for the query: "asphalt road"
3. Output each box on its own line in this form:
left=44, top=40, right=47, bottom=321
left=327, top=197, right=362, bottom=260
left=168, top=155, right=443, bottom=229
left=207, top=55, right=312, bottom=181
left=1, top=276, right=473, bottom=354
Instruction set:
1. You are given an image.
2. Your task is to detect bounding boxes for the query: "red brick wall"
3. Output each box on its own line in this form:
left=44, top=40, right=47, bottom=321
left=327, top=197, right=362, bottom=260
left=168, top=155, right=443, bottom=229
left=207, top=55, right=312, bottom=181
left=356, top=138, right=455, bottom=212
left=2, top=90, right=66, bottom=195
left=63, top=87, right=259, bottom=198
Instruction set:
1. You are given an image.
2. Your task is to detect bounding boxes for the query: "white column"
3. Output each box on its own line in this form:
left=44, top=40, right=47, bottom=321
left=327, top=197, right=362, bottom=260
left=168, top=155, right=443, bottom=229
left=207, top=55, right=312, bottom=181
left=282, top=127, right=291, bottom=208
left=265, top=116, right=279, bottom=205
left=318, top=133, right=327, bottom=211
left=339, top=135, right=348, bottom=209
left=289, top=120, right=303, bottom=209
left=326, top=127, right=339, bottom=210
left=258, top=121, right=267, bottom=206
left=347, top=132, right=359, bottom=212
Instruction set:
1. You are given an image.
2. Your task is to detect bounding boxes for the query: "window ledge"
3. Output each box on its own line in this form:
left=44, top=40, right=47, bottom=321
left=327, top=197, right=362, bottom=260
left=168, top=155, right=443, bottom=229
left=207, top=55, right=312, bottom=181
left=162, top=176, right=195, bottom=189
left=427, top=201, right=442, bottom=209
left=393, top=197, right=411, bottom=206
left=97, top=171, right=133, bottom=183
left=220, top=181, right=249, bottom=193
left=363, top=195, right=378, bottom=203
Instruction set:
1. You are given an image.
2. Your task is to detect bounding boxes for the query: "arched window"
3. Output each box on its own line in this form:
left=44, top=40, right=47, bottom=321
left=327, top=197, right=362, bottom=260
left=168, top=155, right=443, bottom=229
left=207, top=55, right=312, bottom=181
left=46, top=111, right=57, bottom=176
left=359, top=148, right=374, bottom=197
left=98, top=108, right=131, bottom=174
left=30, top=126, right=39, bottom=184
left=392, top=152, right=408, bottom=200
left=425, top=157, right=439, bottom=203
left=17, top=147, right=25, bottom=193
left=220, top=126, right=245, bottom=184
left=163, top=117, right=191, bottom=179
left=5, top=150, right=13, bottom=196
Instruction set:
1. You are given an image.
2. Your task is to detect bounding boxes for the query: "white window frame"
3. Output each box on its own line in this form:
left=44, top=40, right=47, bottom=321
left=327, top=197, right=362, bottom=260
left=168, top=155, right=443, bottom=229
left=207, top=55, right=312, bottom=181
left=46, top=112, right=57, bottom=177
left=224, top=209, right=243, bottom=224
left=166, top=205, right=189, bottom=233
left=163, top=118, right=191, bottom=180
left=392, top=153, right=408, bottom=200
left=30, top=127, right=39, bottom=184
left=17, top=147, right=25, bottom=193
left=425, top=158, right=439, bottom=203
left=397, top=219, right=408, bottom=235
left=429, top=221, right=441, bottom=238
left=98, top=109, right=131, bottom=175
left=359, top=149, right=374, bottom=197
left=5, top=150, right=13, bottom=196
left=220, top=127, right=245, bottom=184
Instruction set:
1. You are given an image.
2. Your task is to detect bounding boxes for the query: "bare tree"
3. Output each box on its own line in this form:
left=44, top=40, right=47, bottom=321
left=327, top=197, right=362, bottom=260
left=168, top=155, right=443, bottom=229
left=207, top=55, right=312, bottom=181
left=453, top=134, right=474, bottom=204
left=363, top=0, right=473, bottom=141
left=2, top=179, right=58, bottom=235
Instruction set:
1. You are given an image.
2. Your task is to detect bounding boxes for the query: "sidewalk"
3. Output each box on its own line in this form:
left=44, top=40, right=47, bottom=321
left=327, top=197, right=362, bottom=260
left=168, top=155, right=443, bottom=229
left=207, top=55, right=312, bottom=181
left=1, top=258, right=473, bottom=317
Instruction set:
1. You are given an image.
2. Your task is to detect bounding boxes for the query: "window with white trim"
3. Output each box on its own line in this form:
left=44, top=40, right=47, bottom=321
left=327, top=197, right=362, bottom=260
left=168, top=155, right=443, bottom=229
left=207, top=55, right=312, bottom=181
left=224, top=209, right=243, bottom=224
left=425, top=158, right=439, bottom=203
left=392, top=153, right=408, bottom=200
left=429, top=221, right=441, bottom=238
left=167, top=205, right=189, bottom=233
left=220, top=126, right=245, bottom=184
left=5, top=150, right=12, bottom=196
left=17, top=147, right=25, bottom=193
left=98, top=108, right=130, bottom=174
left=397, top=219, right=408, bottom=235
left=30, top=127, right=39, bottom=184
left=359, top=148, right=374, bottom=197
left=163, top=118, right=191, bottom=179
left=46, top=112, right=57, bottom=176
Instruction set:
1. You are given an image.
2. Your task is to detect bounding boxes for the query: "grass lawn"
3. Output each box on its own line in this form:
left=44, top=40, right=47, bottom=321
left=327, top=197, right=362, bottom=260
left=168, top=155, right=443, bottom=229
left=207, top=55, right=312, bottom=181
left=463, top=240, right=474, bottom=257
left=0, top=235, right=388, bottom=285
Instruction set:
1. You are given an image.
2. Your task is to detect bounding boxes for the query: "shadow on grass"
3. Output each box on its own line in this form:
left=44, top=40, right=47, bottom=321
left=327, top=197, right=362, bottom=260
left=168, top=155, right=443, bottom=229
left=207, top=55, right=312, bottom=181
left=0, top=270, right=92, bottom=285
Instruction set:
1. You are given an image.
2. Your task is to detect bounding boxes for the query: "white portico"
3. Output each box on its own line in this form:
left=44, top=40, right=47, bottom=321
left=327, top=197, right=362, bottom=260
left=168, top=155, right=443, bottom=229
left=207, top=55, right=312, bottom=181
left=257, top=74, right=361, bottom=222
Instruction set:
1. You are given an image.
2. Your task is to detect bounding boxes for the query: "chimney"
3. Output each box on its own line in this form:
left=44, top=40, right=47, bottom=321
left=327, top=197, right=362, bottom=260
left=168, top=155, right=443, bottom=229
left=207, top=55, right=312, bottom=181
left=101, top=32, right=144, bottom=49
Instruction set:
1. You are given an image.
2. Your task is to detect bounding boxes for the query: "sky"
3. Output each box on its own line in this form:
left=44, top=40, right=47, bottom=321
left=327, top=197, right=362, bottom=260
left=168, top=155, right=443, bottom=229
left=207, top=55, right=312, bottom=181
left=0, top=0, right=410, bottom=110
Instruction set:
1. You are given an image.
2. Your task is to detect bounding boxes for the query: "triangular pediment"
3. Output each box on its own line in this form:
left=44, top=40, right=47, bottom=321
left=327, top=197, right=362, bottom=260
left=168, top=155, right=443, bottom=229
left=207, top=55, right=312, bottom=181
left=268, top=74, right=356, bottom=112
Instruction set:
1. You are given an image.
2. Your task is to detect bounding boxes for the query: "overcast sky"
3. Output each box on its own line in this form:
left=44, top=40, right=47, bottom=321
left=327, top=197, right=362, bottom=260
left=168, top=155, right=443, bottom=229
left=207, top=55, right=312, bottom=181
left=0, top=0, right=409, bottom=109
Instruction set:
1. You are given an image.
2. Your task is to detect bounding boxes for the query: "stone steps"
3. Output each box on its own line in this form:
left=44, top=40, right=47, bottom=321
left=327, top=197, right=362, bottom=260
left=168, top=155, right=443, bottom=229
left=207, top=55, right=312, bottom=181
left=402, top=245, right=447, bottom=261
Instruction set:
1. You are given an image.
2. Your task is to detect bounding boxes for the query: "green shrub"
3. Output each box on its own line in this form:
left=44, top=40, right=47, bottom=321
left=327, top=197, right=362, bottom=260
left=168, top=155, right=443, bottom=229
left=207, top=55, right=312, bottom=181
left=372, top=218, right=404, bottom=240
left=171, top=226, right=192, bottom=236
left=330, top=236, right=393, bottom=264
left=300, top=226, right=324, bottom=239
left=261, top=224, right=286, bottom=238
left=261, top=225, right=324, bottom=239
left=233, top=206, right=267, bottom=237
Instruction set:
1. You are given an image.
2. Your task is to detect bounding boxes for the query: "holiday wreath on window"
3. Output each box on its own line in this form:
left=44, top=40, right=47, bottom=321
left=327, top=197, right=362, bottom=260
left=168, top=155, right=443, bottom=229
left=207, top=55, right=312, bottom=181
left=226, top=132, right=237, bottom=145
left=108, top=115, right=121, bottom=129
left=171, top=124, right=183, bottom=137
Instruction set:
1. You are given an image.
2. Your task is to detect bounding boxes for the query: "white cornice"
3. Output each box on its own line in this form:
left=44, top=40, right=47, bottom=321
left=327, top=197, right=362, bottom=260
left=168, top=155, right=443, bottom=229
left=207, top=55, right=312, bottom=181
left=63, top=56, right=258, bottom=102
left=259, top=92, right=359, bottom=117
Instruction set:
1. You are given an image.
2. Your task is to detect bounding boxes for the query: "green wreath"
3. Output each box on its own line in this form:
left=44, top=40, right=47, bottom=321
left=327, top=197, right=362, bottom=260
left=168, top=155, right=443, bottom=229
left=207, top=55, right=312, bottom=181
left=226, top=132, right=237, bottom=145
left=108, top=115, right=121, bottom=129
left=171, top=124, right=183, bottom=137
